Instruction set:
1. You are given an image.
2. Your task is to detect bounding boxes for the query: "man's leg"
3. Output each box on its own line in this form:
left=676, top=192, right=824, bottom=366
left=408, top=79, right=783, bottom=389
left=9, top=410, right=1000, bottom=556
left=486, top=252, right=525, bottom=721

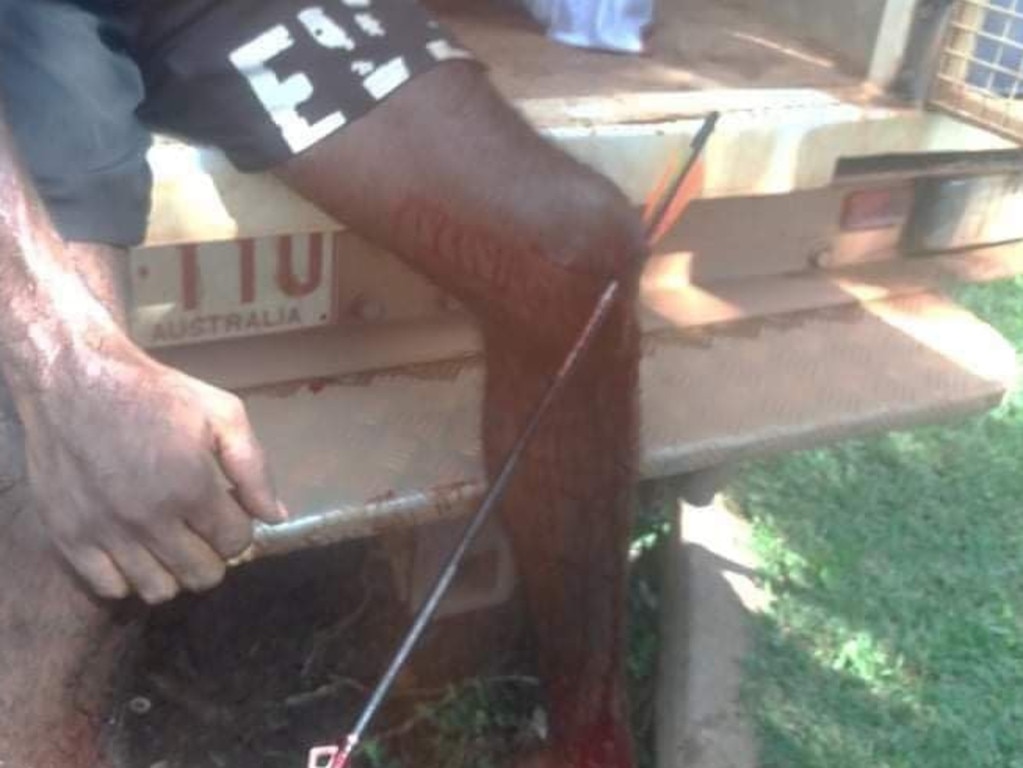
left=480, top=307, right=640, bottom=768
left=0, top=244, right=134, bottom=768
left=276, top=62, right=644, bottom=767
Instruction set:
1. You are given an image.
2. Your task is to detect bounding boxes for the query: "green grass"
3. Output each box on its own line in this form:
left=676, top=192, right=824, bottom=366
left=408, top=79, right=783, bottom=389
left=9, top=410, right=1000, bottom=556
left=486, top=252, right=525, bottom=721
left=731, top=277, right=1023, bottom=768
left=359, top=676, right=544, bottom=768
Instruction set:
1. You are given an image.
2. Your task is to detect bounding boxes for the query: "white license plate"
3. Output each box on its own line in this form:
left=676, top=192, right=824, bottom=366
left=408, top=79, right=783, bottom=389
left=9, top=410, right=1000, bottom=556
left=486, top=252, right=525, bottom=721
left=129, top=233, right=337, bottom=348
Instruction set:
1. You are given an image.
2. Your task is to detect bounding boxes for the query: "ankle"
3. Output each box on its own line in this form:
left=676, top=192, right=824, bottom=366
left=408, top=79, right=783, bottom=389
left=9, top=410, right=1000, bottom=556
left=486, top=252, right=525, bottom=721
left=545, top=685, right=634, bottom=768
left=559, top=712, right=635, bottom=768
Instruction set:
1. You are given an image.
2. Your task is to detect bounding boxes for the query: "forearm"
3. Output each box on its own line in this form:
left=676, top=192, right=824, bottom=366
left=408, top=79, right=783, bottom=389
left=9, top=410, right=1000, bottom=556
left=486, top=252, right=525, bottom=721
left=0, top=112, right=123, bottom=400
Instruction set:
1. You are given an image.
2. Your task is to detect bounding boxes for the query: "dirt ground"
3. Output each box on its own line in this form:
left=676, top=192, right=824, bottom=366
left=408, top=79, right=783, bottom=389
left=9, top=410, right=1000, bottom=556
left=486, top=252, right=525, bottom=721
left=110, top=539, right=542, bottom=768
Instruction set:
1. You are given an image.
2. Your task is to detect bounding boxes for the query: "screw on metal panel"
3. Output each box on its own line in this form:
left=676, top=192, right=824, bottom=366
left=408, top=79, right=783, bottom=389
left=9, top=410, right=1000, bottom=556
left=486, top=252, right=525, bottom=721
left=810, top=245, right=835, bottom=269
left=439, top=293, right=463, bottom=313
left=128, top=696, right=153, bottom=716
left=349, top=295, right=387, bottom=322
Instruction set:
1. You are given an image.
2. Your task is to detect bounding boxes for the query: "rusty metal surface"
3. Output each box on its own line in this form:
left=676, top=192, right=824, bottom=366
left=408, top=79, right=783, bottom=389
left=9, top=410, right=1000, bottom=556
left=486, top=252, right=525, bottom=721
left=244, top=291, right=1017, bottom=558
left=445, top=0, right=858, bottom=101
left=639, top=291, right=1016, bottom=475
left=149, top=238, right=1023, bottom=393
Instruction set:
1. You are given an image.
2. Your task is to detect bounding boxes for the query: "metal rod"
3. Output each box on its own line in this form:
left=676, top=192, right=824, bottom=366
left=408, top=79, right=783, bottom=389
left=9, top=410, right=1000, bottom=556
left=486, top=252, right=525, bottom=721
left=318, top=111, right=719, bottom=768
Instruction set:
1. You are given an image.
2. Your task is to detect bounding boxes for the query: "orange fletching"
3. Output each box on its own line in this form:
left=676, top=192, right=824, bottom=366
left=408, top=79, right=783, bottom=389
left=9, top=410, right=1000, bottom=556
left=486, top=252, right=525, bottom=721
left=649, top=158, right=705, bottom=246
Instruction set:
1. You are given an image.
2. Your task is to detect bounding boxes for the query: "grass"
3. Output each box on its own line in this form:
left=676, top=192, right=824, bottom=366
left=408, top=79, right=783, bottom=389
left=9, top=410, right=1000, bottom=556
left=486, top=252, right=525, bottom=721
left=360, top=676, right=544, bottom=768
left=731, top=277, right=1023, bottom=768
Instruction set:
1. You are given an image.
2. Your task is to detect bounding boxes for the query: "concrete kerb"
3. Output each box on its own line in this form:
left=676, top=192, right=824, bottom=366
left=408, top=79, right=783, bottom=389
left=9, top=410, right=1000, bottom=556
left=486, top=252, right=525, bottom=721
left=655, top=497, right=768, bottom=768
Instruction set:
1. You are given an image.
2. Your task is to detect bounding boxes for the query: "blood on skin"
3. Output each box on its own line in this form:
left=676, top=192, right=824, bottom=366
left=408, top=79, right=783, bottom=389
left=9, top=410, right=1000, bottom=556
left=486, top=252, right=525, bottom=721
left=565, top=715, right=634, bottom=768
left=391, top=196, right=610, bottom=342
left=549, top=677, right=634, bottom=768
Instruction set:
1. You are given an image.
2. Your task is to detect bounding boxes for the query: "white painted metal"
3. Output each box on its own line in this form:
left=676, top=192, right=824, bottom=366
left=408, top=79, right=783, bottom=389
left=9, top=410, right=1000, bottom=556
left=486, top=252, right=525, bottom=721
left=143, top=99, right=1012, bottom=248
left=870, top=0, right=922, bottom=86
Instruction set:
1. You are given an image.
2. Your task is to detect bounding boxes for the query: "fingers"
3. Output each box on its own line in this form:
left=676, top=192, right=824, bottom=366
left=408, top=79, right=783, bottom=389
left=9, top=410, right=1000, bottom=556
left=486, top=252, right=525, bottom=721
left=185, top=492, right=254, bottom=561
left=62, top=460, right=257, bottom=603
left=65, top=546, right=130, bottom=600
left=210, top=395, right=289, bottom=525
left=144, top=522, right=227, bottom=594
left=68, top=499, right=246, bottom=604
left=105, top=530, right=226, bottom=605
left=104, top=538, right=180, bottom=605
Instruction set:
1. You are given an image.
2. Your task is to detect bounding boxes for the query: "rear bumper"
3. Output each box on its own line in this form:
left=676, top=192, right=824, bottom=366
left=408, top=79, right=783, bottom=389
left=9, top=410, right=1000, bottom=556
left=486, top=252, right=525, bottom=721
left=232, top=289, right=1016, bottom=559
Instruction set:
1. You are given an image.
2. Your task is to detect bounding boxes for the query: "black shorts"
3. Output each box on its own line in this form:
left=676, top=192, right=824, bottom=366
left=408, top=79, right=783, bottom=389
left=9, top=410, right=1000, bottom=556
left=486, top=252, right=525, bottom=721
left=0, top=0, right=473, bottom=247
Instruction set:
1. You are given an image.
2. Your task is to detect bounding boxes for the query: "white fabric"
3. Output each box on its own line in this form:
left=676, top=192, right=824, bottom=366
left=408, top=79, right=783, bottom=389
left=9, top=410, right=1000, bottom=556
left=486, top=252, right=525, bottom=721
left=520, top=0, right=653, bottom=54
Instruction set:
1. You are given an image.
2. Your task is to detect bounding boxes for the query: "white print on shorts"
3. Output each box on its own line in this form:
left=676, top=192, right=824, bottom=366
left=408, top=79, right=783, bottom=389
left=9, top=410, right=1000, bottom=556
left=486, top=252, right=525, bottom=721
left=426, top=39, right=472, bottom=61
left=351, top=60, right=375, bottom=76
left=297, top=7, right=356, bottom=50
left=354, top=13, right=386, bottom=37
left=230, top=23, right=346, bottom=153
left=362, top=57, right=410, bottom=100
left=230, top=5, right=428, bottom=152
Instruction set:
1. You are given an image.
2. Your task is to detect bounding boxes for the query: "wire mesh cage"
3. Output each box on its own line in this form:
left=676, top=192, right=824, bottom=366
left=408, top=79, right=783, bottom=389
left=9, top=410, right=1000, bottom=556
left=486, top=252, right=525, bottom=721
left=931, top=0, right=1023, bottom=142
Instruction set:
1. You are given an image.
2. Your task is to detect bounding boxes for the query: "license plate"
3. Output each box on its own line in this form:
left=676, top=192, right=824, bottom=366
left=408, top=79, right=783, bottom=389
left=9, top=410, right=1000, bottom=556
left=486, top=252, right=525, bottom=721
left=130, top=233, right=337, bottom=348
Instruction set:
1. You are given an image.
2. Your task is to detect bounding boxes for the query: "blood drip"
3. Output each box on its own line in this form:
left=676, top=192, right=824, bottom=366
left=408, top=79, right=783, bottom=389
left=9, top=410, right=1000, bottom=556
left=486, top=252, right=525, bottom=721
left=562, top=709, right=634, bottom=768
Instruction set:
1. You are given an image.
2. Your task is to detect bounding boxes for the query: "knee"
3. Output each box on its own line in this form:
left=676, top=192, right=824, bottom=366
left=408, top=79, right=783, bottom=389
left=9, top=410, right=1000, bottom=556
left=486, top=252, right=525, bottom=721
left=535, top=171, right=647, bottom=284
left=495, top=173, right=643, bottom=353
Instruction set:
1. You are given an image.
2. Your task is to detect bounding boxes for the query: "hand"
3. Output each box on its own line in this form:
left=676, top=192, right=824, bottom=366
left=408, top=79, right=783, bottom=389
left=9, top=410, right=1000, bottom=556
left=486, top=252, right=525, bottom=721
left=17, top=333, right=286, bottom=604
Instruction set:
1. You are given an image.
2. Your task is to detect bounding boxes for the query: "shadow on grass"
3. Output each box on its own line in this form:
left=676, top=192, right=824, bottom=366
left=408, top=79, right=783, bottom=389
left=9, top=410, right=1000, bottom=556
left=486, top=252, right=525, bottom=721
left=731, top=278, right=1023, bottom=768
left=747, top=612, right=926, bottom=768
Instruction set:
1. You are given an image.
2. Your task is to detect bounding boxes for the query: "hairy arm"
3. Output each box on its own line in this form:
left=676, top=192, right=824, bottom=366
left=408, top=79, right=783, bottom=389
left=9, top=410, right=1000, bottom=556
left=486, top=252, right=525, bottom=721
left=0, top=111, right=285, bottom=603
left=0, top=121, right=123, bottom=391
